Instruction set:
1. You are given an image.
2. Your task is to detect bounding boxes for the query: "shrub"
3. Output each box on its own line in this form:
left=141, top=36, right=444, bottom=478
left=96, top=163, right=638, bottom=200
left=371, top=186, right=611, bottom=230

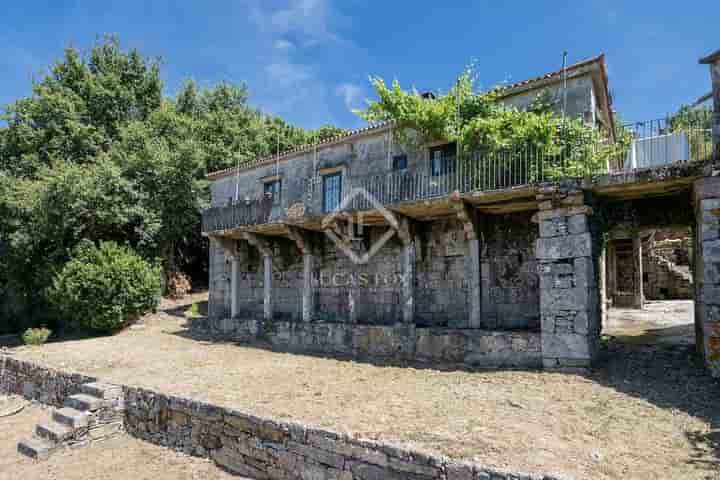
left=22, top=327, right=51, bottom=345
left=47, top=241, right=161, bottom=332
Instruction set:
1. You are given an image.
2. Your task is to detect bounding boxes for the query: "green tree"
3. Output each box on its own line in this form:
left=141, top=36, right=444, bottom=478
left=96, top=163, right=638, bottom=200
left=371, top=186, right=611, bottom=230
left=0, top=36, right=162, bottom=178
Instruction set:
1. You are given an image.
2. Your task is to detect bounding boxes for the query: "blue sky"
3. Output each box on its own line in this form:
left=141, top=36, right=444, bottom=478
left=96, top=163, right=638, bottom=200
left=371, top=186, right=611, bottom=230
left=1, top=1, right=717, bottom=129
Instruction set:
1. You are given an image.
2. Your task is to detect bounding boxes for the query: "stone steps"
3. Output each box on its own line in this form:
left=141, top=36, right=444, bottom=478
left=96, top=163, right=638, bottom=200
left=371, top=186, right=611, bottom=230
left=17, top=437, right=57, bottom=460
left=53, top=407, right=89, bottom=429
left=64, top=393, right=104, bottom=411
left=18, top=381, right=123, bottom=461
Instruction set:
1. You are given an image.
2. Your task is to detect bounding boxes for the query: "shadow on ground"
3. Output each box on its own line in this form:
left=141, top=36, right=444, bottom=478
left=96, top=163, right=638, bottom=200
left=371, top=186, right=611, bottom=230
left=592, top=335, right=720, bottom=472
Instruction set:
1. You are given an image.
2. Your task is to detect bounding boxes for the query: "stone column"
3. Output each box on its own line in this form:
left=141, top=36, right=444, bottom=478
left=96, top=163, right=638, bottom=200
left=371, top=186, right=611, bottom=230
left=632, top=233, right=644, bottom=309
left=288, top=227, right=316, bottom=322
left=700, top=50, right=720, bottom=160
left=302, top=252, right=316, bottom=322
left=451, top=198, right=482, bottom=329
left=535, top=190, right=600, bottom=370
left=693, top=177, right=720, bottom=377
left=606, top=241, right=617, bottom=307
left=243, top=232, right=274, bottom=322
left=402, top=241, right=416, bottom=324
left=263, top=253, right=273, bottom=321
left=230, top=255, right=240, bottom=318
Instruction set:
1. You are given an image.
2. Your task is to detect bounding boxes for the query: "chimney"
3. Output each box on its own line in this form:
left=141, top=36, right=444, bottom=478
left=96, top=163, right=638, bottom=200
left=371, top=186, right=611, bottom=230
left=700, top=49, right=720, bottom=161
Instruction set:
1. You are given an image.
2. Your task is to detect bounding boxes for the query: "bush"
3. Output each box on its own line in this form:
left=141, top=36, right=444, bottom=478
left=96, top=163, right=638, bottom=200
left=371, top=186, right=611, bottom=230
left=47, top=241, right=161, bottom=332
left=22, top=327, right=51, bottom=346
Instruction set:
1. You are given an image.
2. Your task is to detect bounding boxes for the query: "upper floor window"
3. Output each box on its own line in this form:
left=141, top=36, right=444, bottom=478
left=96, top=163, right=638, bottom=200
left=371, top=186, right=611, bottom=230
left=392, top=154, right=408, bottom=170
left=430, top=142, right=457, bottom=176
left=263, top=179, right=282, bottom=206
left=322, top=172, right=342, bottom=213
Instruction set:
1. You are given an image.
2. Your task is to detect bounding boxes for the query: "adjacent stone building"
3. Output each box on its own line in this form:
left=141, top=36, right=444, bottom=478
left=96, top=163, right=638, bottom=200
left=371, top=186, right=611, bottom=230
left=198, top=52, right=720, bottom=376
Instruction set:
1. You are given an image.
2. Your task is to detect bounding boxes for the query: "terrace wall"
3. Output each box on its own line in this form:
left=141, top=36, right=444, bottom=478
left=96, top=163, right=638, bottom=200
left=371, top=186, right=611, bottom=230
left=0, top=355, right=563, bottom=480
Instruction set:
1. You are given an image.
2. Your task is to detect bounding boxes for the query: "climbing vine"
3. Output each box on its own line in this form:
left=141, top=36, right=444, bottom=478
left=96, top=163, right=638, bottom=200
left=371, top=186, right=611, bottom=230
left=356, top=66, right=621, bottom=179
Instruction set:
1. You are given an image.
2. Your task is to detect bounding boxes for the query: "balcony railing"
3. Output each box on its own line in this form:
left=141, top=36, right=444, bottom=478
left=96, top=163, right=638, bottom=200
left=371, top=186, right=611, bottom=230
left=202, top=112, right=715, bottom=233
left=202, top=195, right=273, bottom=233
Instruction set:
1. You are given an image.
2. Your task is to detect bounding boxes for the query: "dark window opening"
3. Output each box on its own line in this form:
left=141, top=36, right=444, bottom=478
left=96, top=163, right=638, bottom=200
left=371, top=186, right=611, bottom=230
left=429, top=142, right=457, bottom=176
left=263, top=179, right=282, bottom=206
left=392, top=154, right=408, bottom=170
left=322, top=172, right=342, bottom=213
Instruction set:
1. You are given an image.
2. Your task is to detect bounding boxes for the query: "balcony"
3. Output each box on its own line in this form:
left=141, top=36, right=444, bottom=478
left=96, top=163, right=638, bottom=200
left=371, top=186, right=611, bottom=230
left=202, top=114, right=715, bottom=235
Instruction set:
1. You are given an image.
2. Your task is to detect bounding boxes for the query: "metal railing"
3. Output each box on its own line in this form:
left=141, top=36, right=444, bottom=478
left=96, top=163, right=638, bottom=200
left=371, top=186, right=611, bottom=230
left=201, top=195, right=273, bottom=233
left=202, top=111, right=716, bottom=231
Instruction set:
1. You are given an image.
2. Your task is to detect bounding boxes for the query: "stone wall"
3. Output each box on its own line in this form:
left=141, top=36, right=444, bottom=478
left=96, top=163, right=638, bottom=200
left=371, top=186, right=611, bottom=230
left=2, top=355, right=564, bottom=479
left=0, top=356, right=97, bottom=407
left=211, top=214, right=540, bottom=331
left=694, top=178, right=720, bottom=377
left=481, top=212, right=540, bottom=330
left=191, top=318, right=542, bottom=369
left=124, top=385, right=561, bottom=480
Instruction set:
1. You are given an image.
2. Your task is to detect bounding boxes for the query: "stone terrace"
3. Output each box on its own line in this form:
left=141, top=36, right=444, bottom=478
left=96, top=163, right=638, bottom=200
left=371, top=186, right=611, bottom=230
left=4, top=294, right=719, bottom=480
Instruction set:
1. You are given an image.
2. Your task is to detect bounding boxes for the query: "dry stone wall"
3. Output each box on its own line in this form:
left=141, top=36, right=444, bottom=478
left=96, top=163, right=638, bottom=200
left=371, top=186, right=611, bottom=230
left=2, top=355, right=567, bottom=479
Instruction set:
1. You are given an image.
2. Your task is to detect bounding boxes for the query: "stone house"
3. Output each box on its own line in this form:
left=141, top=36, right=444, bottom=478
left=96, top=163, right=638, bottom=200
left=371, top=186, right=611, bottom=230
left=198, top=52, right=720, bottom=376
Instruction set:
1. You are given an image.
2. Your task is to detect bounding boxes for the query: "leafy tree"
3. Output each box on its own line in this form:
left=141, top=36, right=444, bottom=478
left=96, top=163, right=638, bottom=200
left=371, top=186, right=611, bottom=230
left=0, top=36, right=162, bottom=177
left=0, top=36, right=344, bottom=331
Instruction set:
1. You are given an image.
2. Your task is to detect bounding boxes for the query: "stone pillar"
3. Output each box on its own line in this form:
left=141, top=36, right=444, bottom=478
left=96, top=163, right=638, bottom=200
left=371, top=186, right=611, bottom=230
left=402, top=241, right=416, bottom=324
left=243, top=232, right=274, bottom=322
left=535, top=190, right=601, bottom=370
left=230, top=255, right=240, bottom=318
left=262, top=253, right=272, bottom=321
left=606, top=241, right=617, bottom=307
left=451, top=198, right=482, bottom=329
left=693, top=177, right=720, bottom=377
left=348, top=279, right=358, bottom=324
left=632, top=233, right=644, bottom=309
left=288, top=227, right=316, bottom=323
left=467, top=238, right=482, bottom=328
left=700, top=50, right=720, bottom=160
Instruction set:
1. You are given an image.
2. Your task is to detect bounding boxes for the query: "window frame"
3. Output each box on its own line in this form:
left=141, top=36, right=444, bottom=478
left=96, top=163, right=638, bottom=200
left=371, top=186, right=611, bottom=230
left=322, top=171, right=343, bottom=213
left=263, top=178, right=282, bottom=206
left=392, top=154, right=408, bottom=171
left=429, top=142, right=457, bottom=177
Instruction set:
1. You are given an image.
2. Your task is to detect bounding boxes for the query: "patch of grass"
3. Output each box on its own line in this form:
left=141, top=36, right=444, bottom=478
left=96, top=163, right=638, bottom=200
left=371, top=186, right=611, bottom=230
left=185, top=303, right=201, bottom=318
left=22, top=328, right=51, bottom=346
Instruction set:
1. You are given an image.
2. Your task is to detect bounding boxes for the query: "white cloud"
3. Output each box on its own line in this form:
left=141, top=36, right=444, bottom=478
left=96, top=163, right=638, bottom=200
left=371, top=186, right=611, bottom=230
left=335, top=82, right=364, bottom=111
left=273, top=39, right=295, bottom=51
left=264, top=61, right=313, bottom=88
left=249, top=0, right=344, bottom=46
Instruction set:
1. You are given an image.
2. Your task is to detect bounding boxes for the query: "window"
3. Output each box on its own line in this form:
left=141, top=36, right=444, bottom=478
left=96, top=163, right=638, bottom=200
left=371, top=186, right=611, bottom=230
left=392, top=154, right=408, bottom=170
left=263, top=179, right=282, bottom=206
left=322, top=172, right=342, bottom=213
left=429, top=143, right=457, bottom=176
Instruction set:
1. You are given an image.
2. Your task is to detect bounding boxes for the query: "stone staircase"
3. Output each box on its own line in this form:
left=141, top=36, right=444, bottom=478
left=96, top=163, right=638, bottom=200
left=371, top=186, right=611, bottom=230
left=18, top=382, right=124, bottom=460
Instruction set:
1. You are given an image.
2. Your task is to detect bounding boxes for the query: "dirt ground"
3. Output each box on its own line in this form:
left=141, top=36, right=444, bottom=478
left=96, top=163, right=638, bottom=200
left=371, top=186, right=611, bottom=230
left=0, top=394, right=241, bottom=480
left=5, top=294, right=720, bottom=480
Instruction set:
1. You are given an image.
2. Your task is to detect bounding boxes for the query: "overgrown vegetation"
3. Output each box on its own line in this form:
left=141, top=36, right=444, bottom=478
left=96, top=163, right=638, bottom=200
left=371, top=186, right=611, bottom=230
left=357, top=67, right=621, bottom=179
left=47, top=241, right=162, bottom=332
left=0, top=36, right=344, bottom=333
